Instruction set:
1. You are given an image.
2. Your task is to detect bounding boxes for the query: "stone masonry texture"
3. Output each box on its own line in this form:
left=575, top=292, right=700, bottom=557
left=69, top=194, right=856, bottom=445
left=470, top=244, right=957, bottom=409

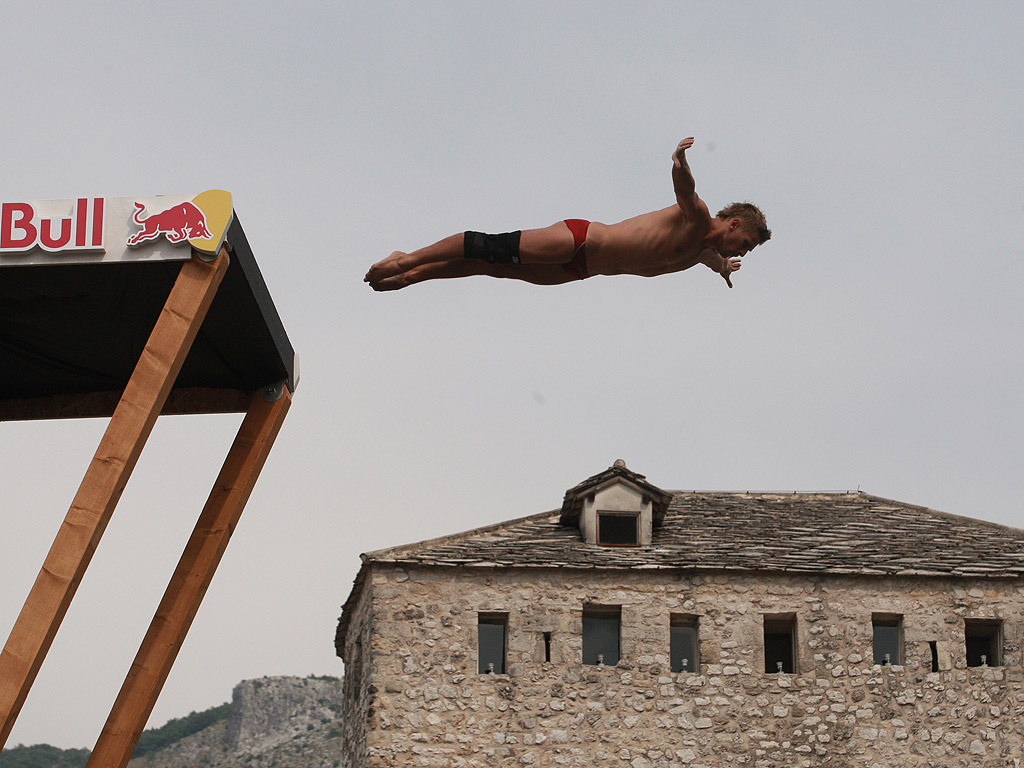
left=340, top=565, right=1024, bottom=767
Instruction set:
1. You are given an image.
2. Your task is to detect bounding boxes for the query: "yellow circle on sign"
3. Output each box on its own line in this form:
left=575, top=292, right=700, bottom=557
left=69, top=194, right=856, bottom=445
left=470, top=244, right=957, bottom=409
left=189, top=189, right=233, bottom=257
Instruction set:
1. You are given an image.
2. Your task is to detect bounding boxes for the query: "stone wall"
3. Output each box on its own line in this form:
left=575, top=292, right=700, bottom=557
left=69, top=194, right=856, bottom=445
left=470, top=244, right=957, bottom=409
left=342, top=564, right=1024, bottom=767
left=341, top=577, right=373, bottom=768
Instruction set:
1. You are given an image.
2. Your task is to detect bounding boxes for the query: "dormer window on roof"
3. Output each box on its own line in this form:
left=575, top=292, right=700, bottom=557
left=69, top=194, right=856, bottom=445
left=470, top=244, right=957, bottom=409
left=597, top=512, right=640, bottom=546
left=559, top=460, right=672, bottom=547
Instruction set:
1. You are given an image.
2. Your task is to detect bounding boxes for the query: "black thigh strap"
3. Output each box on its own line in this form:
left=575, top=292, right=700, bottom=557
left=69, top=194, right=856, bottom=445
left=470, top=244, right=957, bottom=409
left=464, top=230, right=521, bottom=264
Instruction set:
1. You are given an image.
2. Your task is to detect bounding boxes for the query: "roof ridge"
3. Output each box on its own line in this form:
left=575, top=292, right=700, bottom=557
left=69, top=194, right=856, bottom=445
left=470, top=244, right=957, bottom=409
left=667, top=489, right=863, bottom=495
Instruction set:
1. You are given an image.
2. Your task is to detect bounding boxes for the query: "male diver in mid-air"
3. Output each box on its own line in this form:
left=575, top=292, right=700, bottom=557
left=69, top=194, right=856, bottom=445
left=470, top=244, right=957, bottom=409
left=364, top=137, right=770, bottom=291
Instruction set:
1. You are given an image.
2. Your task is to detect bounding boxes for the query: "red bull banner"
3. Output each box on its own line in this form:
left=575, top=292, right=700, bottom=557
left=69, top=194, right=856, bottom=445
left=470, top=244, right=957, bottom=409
left=0, top=190, right=233, bottom=267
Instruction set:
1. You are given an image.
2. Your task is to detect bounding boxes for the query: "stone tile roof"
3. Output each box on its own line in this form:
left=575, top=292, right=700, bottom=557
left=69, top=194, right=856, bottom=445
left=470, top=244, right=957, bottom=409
left=337, top=489, right=1024, bottom=654
left=361, top=492, right=1024, bottom=578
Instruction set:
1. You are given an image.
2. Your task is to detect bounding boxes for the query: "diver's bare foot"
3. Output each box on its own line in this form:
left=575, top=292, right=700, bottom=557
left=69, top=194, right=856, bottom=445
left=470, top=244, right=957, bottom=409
left=364, top=251, right=409, bottom=283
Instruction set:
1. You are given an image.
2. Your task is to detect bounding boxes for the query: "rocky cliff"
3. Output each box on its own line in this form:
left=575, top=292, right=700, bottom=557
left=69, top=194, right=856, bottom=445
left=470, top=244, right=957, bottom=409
left=128, top=676, right=345, bottom=768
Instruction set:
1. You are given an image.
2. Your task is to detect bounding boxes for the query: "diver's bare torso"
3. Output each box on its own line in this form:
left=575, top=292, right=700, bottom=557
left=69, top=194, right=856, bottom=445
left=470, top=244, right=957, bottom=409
left=584, top=203, right=713, bottom=277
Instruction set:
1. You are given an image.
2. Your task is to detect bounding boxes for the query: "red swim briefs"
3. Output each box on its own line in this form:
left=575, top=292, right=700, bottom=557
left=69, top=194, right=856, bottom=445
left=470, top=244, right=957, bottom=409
left=561, top=219, right=591, bottom=280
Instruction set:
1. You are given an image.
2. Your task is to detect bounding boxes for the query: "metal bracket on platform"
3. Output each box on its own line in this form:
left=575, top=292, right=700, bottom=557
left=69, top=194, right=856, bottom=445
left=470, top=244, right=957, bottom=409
left=261, top=381, right=286, bottom=402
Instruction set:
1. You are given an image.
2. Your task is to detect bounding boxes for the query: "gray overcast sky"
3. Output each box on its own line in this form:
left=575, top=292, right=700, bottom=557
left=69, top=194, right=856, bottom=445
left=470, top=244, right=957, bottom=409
left=2, top=0, right=1022, bottom=749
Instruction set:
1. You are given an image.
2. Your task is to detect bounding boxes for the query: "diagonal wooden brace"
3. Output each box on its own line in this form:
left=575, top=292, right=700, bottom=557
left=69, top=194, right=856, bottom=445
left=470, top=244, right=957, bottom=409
left=0, top=250, right=230, bottom=748
left=85, top=384, right=291, bottom=768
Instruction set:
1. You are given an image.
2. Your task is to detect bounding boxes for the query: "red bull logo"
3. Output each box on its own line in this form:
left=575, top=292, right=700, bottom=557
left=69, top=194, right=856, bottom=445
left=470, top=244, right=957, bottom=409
left=0, top=191, right=232, bottom=266
left=0, top=198, right=104, bottom=253
left=127, top=201, right=214, bottom=246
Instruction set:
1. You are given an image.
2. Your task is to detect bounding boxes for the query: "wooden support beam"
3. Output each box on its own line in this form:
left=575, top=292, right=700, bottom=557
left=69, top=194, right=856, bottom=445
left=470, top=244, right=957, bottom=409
left=0, top=251, right=229, bottom=749
left=86, top=384, right=291, bottom=768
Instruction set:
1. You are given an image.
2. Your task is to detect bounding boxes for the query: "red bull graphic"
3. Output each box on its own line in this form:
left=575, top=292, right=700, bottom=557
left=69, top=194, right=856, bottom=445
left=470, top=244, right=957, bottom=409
left=126, top=201, right=213, bottom=246
left=0, top=198, right=104, bottom=253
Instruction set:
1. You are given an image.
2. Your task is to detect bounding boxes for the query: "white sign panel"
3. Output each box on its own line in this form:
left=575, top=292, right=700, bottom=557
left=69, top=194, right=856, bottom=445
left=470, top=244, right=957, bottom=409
left=0, top=191, right=233, bottom=267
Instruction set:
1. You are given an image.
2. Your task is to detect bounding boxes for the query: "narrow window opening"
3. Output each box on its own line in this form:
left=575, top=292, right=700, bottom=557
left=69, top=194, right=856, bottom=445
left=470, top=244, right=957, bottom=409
left=543, top=632, right=552, bottom=663
left=583, top=605, right=620, bottom=666
left=929, top=641, right=939, bottom=673
left=872, top=613, right=902, bottom=665
left=764, top=614, right=796, bottom=674
left=965, top=619, right=1002, bottom=667
left=597, top=513, right=639, bottom=546
left=478, top=612, right=508, bottom=674
left=670, top=614, right=699, bottom=673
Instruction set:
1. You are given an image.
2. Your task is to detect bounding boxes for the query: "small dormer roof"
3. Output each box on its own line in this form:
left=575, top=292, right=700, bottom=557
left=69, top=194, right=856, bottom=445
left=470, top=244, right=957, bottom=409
left=559, top=459, right=672, bottom=527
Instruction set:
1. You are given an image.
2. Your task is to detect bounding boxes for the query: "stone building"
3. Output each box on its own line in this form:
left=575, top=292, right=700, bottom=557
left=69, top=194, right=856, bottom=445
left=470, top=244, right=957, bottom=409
left=335, top=461, right=1024, bottom=767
